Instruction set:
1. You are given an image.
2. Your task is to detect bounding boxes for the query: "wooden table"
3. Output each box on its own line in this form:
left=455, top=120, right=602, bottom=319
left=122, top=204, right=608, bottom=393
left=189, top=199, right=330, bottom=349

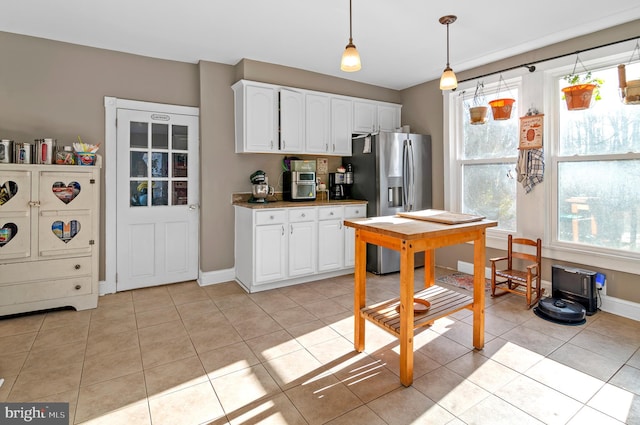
left=343, top=214, right=498, bottom=386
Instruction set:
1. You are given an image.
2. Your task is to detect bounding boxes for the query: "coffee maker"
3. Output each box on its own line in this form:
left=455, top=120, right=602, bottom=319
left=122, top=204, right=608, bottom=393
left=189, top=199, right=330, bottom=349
left=328, top=172, right=345, bottom=200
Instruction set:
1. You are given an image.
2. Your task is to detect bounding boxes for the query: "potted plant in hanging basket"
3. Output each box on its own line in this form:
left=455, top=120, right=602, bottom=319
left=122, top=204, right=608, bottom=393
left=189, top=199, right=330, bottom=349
left=469, top=82, right=488, bottom=125
left=489, top=98, right=515, bottom=120
left=561, top=71, right=604, bottom=110
left=488, top=75, right=515, bottom=120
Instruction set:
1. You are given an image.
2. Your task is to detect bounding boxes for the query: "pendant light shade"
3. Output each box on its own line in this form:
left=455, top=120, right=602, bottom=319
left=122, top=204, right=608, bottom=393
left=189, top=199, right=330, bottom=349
left=341, top=0, right=361, bottom=72
left=439, top=15, right=457, bottom=90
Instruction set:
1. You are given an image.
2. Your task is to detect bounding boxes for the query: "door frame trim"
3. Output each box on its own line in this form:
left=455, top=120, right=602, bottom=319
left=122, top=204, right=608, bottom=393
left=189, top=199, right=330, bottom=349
left=103, top=97, right=199, bottom=294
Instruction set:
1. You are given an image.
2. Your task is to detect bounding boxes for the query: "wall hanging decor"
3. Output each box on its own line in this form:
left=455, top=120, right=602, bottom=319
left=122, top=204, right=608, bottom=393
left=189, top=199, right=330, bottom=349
left=561, top=54, right=604, bottom=111
left=488, top=75, right=515, bottom=120
left=519, top=112, right=544, bottom=150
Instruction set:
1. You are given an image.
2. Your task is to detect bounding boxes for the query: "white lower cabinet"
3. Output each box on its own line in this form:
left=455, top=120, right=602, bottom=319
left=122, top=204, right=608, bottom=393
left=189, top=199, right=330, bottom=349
left=318, top=207, right=344, bottom=272
left=288, top=208, right=317, bottom=277
left=235, top=203, right=366, bottom=292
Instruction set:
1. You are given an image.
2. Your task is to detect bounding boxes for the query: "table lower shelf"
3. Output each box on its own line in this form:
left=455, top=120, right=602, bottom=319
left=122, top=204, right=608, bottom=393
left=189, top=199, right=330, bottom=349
left=360, top=285, right=474, bottom=337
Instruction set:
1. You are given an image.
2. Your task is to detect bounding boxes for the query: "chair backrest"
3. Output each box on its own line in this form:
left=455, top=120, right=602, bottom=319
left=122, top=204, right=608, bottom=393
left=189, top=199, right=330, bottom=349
left=507, top=234, right=542, bottom=266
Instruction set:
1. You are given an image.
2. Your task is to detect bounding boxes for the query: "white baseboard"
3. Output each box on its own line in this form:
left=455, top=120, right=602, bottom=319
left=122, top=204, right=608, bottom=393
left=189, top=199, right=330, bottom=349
left=198, top=268, right=237, bottom=287
left=457, top=260, right=640, bottom=322
left=98, top=267, right=237, bottom=295
left=99, top=280, right=116, bottom=296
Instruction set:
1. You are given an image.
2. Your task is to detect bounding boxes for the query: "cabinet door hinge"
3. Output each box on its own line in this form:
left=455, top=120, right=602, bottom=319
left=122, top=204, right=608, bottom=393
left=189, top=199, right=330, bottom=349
left=89, top=240, right=95, bottom=245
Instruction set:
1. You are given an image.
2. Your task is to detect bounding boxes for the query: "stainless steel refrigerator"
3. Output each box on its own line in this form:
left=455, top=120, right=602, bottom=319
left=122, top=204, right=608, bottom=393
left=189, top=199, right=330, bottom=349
left=348, top=131, right=432, bottom=274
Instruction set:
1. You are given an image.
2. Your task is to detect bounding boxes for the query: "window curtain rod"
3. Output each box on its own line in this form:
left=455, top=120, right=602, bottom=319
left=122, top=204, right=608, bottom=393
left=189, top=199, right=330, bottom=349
left=457, top=34, right=640, bottom=85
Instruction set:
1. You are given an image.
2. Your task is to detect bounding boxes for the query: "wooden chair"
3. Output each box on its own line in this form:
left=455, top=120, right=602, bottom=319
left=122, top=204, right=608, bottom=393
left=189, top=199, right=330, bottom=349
left=490, top=235, right=543, bottom=308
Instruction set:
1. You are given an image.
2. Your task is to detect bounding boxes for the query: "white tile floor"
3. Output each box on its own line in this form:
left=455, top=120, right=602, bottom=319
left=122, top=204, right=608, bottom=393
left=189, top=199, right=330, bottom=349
left=1, top=268, right=639, bottom=424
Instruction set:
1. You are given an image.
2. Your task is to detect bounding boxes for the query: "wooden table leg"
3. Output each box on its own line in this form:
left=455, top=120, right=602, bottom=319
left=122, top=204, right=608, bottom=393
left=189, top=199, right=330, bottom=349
left=424, top=249, right=435, bottom=288
left=354, top=229, right=366, bottom=352
left=472, top=230, right=486, bottom=349
left=399, top=240, right=415, bottom=386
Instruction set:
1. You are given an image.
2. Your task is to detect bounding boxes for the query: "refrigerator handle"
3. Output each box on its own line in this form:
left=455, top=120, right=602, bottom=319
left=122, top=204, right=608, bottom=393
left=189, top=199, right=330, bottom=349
left=402, top=140, right=409, bottom=211
left=408, top=139, right=415, bottom=211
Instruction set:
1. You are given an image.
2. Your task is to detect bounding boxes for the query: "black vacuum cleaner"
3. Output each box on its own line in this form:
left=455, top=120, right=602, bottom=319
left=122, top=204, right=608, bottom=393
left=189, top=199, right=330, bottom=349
left=534, top=297, right=586, bottom=325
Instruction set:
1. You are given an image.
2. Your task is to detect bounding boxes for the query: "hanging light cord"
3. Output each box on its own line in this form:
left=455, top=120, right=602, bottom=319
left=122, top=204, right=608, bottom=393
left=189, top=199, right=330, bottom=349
left=348, top=0, right=354, bottom=44
left=445, top=21, right=451, bottom=69
left=458, top=34, right=640, bottom=85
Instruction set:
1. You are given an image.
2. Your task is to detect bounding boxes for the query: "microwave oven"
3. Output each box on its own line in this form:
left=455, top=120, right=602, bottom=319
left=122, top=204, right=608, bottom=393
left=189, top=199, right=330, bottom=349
left=284, top=171, right=316, bottom=201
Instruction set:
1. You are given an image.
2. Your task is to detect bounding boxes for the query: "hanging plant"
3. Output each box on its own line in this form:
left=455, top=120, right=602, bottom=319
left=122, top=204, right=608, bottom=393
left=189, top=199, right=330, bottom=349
left=561, top=55, right=604, bottom=110
left=489, top=75, right=515, bottom=120
left=468, top=81, right=488, bottom=125
left=618, top=40, right=640, bottom=105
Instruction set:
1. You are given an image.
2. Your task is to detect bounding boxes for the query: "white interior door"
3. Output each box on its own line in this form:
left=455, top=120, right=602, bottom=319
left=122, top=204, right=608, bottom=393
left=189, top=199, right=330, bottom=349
left=116, top=108, right=199, bottom=291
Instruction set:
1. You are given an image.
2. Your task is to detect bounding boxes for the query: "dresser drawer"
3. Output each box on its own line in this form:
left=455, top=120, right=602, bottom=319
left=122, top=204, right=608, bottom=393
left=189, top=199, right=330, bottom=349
left=255, top=209, right=286, bottom=225
left=0, top=257, right=91, bottom=285
left=344, top=204, right=366, bottom=219
left=318, top=206, right=343, bottom=220
left=0, top=276, right=92, bottom=306
left=288, top=208, right=317, bottom=223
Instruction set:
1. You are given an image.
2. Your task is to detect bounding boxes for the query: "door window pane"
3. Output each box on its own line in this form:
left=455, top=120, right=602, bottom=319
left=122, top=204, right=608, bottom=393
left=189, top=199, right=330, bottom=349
left=151, top=152, right=168, bottom=178
left=130, top=152, right=148, bottom=178
left=173, top=181, right=188, bottom=205
left=151, top=181, right=168, bottom=206
left=152, top=123, right=169, bottom=149
left=172, top=125, right=188, bottom=150
left=173, top=153, right=187, bottom=177
left=130, top=181, right=148, bottom=207
left=130, top=122, right=148, bottom=148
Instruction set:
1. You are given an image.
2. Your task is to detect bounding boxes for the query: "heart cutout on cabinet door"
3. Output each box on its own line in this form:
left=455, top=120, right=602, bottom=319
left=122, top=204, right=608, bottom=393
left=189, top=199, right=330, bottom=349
left=52, top=181, right=81, bottom=205
left=51, top=220, right=81, bottom=243
left=0, top=223, right=18, bottom=247
left=0, top=181, right=19, bottom=206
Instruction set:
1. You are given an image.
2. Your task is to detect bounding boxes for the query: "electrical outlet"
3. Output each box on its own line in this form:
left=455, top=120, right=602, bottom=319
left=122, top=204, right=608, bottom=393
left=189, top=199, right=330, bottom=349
left=316, top=158, right=328, bottom=174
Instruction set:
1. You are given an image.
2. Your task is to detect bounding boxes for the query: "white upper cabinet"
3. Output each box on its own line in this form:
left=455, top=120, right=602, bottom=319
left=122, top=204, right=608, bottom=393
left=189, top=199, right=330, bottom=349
left=233, top=81, right=278, bottom=153
left=233, top=79, right=400, bottom=154
left=305, top=93, right=331, bottom=154
left=330, top=97, right=353, bottom=156
left=353, top=100, right=401, bottom=134
left=377, top=104, right=402, bottom=132
left=279, top=89, right=304, bottom=153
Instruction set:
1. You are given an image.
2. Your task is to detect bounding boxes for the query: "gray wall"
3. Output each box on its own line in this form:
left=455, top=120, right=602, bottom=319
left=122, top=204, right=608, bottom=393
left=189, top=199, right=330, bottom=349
left=0, top=31, right=199, bottom=279
left=1, top=19, right=639, bottom=304
left=401, top=19, right=640, bottom=303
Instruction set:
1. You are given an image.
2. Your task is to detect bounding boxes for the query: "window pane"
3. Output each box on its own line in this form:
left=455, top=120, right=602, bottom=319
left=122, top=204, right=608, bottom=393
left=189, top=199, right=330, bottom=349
left=559, top=66, right=640, bottom=156
left=558, top=160, right=640, bottom=251
left=130, top=152, right=147, bottom=178
left=172, top=125, right=188, bottom=150
left=462, top=88, right=520, bottom=160
left=130, top=181, right=148, bottom=207
left=151, top=181, right=168, bottom=206
left=173, top=153, right=187, bottom=177
left=463, top=163, right=516, bottom=230
left=130, top=122, right=148, bottom=148
left=151, top=152, right=168, bottom=177
left=173, top=181, right=188, bottom=205
left=152, top=123, right=169, bottom=149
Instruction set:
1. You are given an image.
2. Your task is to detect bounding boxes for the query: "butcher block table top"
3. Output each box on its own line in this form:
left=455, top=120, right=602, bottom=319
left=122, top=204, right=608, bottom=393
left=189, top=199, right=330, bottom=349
left=344, top=212, right=497, bottom=386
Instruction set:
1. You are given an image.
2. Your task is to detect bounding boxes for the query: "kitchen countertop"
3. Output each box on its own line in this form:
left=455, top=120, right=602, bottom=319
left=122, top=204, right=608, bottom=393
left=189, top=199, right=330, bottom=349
left=233, top=194, right=367, bottom=209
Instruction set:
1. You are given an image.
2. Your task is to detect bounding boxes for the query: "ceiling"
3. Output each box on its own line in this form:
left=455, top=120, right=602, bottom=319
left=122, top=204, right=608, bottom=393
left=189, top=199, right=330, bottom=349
left=2, top=0, right=640, bottom=90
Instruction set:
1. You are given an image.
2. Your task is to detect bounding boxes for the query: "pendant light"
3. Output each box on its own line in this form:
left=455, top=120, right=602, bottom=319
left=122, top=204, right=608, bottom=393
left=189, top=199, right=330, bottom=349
left=340, top=0, right=361, bottom=72
left=439, top=15, right=458, bottom=90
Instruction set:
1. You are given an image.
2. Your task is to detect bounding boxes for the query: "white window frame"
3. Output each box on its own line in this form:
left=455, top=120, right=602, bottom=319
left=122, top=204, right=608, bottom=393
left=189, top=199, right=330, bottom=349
left=444, top=42, right=640, bottom=275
